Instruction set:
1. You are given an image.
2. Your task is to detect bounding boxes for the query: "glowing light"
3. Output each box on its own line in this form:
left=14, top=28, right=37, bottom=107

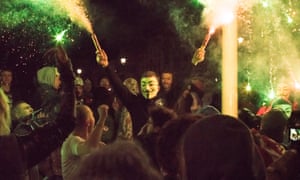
left=200, top=27, right=216, bottom=49
left=221, top=11, right=235, bottom=25
left=295, top=81, right=300, bottom=90
left=287, top=16, right=293, bottom=24
left=245, top=83, right=251, bottom=92
left=120, top=57, right=127, bottom=65
left=261, top=1, right=269, bottom=8
left=209, top=27, right=215, bottom=34
left=238, top=37, right=244, bottom=44
left=268, top=89, right=275, bottom=100
left=76, top=68, right=82, bottom=75
left=55, top=30, right=67, bottom=42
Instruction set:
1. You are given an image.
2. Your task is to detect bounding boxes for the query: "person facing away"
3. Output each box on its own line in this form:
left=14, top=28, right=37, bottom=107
left=96, top=49, right=164, bottom=136
left=74, top=140, right=163, bottom=180
left=0, top=46, right=76, bottom=179
left=123, top=77, right=140, bottom=95
left=136, top=106, right=178, bottom=170
left=61, top=104, right=108, bottom=180
left=260, top=109, right=288, bottom=144
left=156, top=114, right=201, bottom=180
left=180, top=114, right=266, bottom=180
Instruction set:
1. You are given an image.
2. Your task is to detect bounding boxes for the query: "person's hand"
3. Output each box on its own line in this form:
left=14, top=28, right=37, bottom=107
left=97, top=104, right=109, bottom=117
left=191, top=47, right=206, bottom=66
left=97, top=104, right=109, bottom=127
left=96, top=49, right=109, bottom=68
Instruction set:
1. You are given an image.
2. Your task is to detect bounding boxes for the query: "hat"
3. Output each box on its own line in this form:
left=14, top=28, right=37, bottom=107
left=37, top=66, right=58, bottom=87
left=75, top=76, right=84, bottom=86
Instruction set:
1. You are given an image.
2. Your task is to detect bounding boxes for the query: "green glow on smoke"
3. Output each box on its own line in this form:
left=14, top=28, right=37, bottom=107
left=0, top=0, right=81, bottom=45
left=54, top=30, right=68, bottom=43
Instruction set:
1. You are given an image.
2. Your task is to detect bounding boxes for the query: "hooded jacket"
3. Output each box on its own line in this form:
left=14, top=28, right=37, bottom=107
left=0, top=55, right=75, bottom=179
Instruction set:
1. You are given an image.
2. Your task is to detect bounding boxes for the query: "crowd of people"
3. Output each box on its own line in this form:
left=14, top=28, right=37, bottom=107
left=0, top=45, right=300, bottom=180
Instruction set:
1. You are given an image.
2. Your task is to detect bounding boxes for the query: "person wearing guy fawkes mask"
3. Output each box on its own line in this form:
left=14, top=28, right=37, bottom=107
left=96, top=49, right=164, bottom=136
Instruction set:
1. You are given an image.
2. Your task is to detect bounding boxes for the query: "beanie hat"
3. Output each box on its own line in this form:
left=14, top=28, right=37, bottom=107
left=75, top=76, right=84, bottom=86
left=37, top=66, right=58, bottom=87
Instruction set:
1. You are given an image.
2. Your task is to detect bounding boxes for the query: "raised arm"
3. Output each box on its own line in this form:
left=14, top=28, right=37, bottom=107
left=96, top=49, right=136, bottom=105
left=17, top=46, right=76, bottom=168
left=74, top=105, right=108, bottom=156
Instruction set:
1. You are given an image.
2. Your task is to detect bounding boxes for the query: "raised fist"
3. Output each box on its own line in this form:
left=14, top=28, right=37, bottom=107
left=96, top=49, right=109, bottom=68
left=191, top=47, right=206, bottom=66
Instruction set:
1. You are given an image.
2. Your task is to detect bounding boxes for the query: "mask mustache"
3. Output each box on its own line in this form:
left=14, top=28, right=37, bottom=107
left=143, top=91, right=150, bottom=98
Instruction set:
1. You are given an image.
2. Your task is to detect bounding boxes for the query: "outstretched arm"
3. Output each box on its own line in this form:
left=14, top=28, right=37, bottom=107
left=96, top=48, right=136, bottom=105
left=74, top=104, right=108, bottom=156
left=16, top=46, right=76, bottom=168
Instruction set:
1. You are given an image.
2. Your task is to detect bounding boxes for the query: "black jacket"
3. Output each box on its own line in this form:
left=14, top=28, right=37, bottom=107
left=104, top=66, right=162, bottom=135
left=0, top=59, right=75, bottom=179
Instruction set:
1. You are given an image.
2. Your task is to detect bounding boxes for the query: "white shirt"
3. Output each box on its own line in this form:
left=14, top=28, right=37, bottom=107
left=61, top=134, right=87, bottom=180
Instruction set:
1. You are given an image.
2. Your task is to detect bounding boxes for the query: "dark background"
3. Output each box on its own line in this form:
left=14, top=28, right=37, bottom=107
left=0, top=0, right=221, bottom=103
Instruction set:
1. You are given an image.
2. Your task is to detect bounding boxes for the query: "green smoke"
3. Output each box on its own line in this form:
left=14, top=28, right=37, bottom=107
left=0, top=0, right=82, bottom=46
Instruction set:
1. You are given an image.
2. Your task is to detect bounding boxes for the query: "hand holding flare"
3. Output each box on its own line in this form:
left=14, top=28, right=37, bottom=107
left=91, top=33, right=109, bottom=68
left=191, top=28, right=215, bottom=66
left=192, top=47, right=206, bottom=66
left=96, top=48, right=109, bottom=68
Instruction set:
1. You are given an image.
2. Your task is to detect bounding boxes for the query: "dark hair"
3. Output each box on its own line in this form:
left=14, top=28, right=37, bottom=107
left=141, top=71, right=159, bottom=81
left=149, top=106, right=177, bottom=127
left=239, top=108, right=261, bottom=130
left=156, top=114, right=201, bottom=178
left=41, top=46, right=68, bottom=68
left=0, top=68, right=13, bottom=74
left=75, top=140, right=163, bottom=180
left=182, top=115, right=266, bottom=180
left=260, top=109, right=288, bottom=143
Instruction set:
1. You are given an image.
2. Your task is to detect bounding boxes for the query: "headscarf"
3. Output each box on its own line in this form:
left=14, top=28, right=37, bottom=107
left=37, top=66, right=59, bottom=87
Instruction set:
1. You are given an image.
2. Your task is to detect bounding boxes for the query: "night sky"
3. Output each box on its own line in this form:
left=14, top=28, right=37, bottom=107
left=0, top=0, right=211, bottom=102
left=3, top=0, right=298, bottom=109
